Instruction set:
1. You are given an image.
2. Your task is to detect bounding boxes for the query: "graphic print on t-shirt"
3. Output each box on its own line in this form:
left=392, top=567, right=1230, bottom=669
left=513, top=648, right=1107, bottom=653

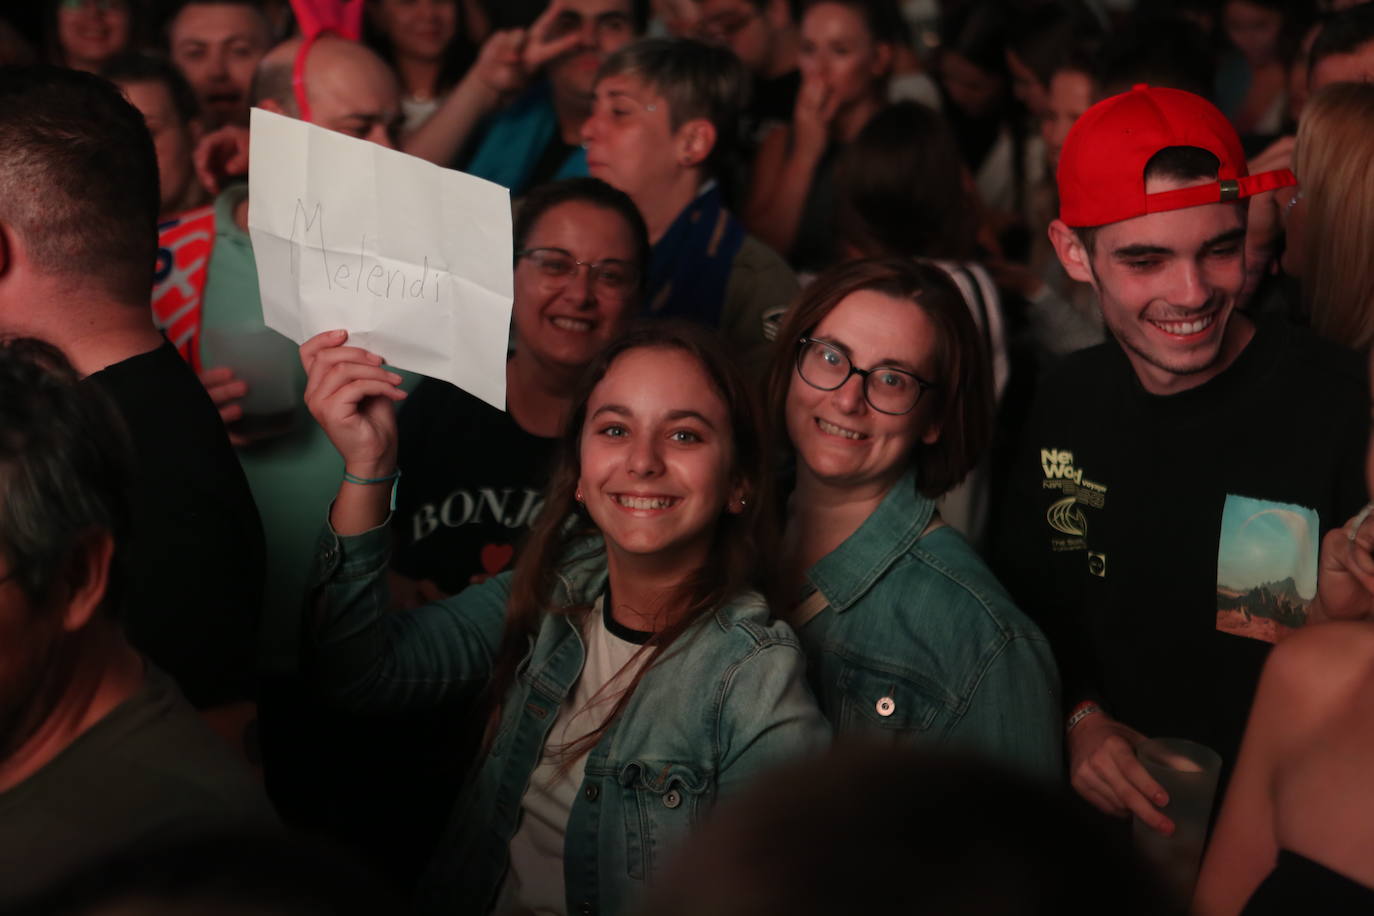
left=1216, top=494, right=1319, bottom=643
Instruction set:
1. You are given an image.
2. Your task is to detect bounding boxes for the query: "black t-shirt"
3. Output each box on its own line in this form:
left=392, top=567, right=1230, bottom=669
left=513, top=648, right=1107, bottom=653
left=392, top=377, right=557, bottom=595
left=86, top=342, right=265, bottom=707
left=992, top=318, right=1369, bottom=772
left=0, top=665, right=278, bottom=909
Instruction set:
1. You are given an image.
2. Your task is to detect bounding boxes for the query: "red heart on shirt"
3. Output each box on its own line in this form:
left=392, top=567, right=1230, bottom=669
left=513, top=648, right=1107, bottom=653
left=480, top=544, right=515, bottom=575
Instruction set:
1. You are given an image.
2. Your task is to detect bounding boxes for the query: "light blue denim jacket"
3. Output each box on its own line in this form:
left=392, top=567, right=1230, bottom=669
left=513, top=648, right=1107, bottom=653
left=306, top=521, right=831, bottom=916
left=797, top=470, right=1062, bottom=780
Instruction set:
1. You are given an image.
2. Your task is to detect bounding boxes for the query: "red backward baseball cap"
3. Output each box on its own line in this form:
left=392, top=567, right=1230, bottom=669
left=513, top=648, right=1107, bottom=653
left=1057, top=84, right=1296, bottom=227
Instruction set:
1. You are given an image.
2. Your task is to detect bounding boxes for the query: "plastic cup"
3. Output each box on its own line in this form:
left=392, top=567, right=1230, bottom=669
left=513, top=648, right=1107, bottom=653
left=1131, top=737, right=1222, bottom=904
left=201, top=326, right=299, bottom=439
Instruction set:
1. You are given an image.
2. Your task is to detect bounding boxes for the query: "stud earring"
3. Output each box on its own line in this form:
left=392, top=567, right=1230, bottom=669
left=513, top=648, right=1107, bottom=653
left=575, top=486, right=584, bottom=503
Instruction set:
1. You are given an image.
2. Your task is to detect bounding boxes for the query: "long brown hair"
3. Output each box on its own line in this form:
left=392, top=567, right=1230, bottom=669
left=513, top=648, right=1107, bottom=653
left=764, top=258, right=994, bottom=499
left=836, top=101, right=979, bottom=261
left=1296, top=82, right=1374, bottom=350
left=481, top=321, right=774, bottom=762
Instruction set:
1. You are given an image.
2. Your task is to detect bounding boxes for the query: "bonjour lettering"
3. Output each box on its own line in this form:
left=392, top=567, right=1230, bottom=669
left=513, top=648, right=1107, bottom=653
left=289, top=199, right=442, bottom=303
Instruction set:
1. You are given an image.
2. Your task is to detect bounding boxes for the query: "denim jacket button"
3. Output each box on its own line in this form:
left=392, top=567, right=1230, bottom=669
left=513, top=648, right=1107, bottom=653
left=584, top=784, right=599, bottom=802
left=663, top=789, right=682, bottom=809
left=876, top=696, right=896, bottom=717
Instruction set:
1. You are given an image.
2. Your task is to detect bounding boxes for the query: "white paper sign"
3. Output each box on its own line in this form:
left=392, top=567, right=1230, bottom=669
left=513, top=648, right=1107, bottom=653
left=247, top=107, right=513, bottom=410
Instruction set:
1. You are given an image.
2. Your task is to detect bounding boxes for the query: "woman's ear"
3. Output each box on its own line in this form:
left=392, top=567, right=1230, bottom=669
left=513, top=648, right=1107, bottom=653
left=676, top=119, right=717, bottom=169
left=726, top=478, right=748, bottom=514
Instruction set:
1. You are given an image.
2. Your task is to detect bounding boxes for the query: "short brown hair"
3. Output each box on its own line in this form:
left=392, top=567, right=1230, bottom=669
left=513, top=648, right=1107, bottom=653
left=596, top=38, right=746, bottom=176
left=0, top=66, right=159, bottom=303
left=765, top=258, right=994, bottom=498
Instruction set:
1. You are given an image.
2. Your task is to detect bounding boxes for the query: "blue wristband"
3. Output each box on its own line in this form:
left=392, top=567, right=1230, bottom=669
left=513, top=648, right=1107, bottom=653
left=342, top=468, right=401, bottom=512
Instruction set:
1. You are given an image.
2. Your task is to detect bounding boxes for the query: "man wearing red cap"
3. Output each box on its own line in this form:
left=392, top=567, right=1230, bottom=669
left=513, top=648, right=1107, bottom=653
left=993, top=85, right=1369, bottom=835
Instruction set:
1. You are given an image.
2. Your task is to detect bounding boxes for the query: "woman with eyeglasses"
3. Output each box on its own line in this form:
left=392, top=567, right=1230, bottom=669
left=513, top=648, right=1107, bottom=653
left=389, top=177, right=648, bottom=608
left=766, top=258, right=1061, bottom=778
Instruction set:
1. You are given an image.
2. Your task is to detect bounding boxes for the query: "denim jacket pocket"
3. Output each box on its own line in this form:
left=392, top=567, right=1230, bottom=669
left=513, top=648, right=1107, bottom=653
left=617, top=760, right=712, bottom=881
left=837, top=665, right=941, bottom=737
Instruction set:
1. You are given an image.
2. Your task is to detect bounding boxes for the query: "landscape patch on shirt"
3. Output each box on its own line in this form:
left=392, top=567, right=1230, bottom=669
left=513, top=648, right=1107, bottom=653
left=1216, top=495, right=1319, bottom=643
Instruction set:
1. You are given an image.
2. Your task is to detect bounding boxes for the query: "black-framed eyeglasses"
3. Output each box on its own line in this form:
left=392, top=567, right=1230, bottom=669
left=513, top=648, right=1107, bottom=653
left=516, top=247, right=640, bottom=300
left=795, top=337, right=937, bottom=416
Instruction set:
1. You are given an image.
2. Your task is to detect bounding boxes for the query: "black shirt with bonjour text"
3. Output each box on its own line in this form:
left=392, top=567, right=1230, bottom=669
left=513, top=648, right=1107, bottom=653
left=392, top=377, right=556, bottom=596
left=86, top=342, right=265, bottom=707
left=992, top=318, right=1369, bottom=774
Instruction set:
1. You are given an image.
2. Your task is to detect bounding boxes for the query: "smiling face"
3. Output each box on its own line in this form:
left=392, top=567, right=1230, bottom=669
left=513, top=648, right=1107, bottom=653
left=514, top=199, right=640, bottom=370
left=57, top=0, right=130, bottom=71
left=579, top=347, right=739, bottom=575
left=371, top=0, right=458, bottom=63
left=798, top=2, right=888, bottom=110
left=1059, top=176, right=1249, bottom=394
left=583, top=73, right=688, bottom=199
left=168, top=2, right=270, bottom=127
left=786, top=289, right=942, bottom=498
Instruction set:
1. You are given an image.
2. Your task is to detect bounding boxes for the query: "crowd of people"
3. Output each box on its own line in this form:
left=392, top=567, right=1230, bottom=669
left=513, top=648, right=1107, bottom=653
left=4, top=0, right=1374, bottom=913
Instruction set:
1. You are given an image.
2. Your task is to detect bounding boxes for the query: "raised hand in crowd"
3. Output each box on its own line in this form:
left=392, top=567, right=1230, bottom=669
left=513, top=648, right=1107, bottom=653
left=472, top=0, right=586, bottom=99
left=791, top=70, right=842, bottom=156
left=1308, top=505, right=1374, bottom=623
left=300, top=329, right=407, bottom=534
left=199, top=365, right=253, bottom=447
left=193, top=121, right=251, bottom=195
left=403, top=0, right=587, bottom=166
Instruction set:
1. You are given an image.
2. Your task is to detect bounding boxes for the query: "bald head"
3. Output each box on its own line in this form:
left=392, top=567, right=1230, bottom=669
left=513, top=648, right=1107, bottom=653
left=252, top=36, right=401, bottom=148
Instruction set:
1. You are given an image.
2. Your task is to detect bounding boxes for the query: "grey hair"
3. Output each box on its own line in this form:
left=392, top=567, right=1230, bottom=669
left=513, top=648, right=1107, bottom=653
left=0, top=338, right=133, bottom=618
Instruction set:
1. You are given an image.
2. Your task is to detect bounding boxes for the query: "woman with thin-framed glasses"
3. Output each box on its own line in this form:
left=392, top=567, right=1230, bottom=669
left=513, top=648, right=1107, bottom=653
left=390, top=177, right=649, bottom=608
left=763, top=257, right=1062, bottom=778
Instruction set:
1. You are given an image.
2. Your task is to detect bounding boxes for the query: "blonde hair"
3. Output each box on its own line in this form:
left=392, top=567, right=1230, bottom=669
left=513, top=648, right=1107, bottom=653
left=1296, top=82, right=1374, bottom=350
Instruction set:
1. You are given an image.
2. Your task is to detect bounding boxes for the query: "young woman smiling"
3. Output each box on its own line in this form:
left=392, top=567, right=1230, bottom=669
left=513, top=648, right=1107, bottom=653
left=767, top=258, right=1060, bottom=778
left=47, top=0, right=134, bottom=73
left=302, top=320, right=829, bottom=915
left=389, top=178, right=649, bottom=605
